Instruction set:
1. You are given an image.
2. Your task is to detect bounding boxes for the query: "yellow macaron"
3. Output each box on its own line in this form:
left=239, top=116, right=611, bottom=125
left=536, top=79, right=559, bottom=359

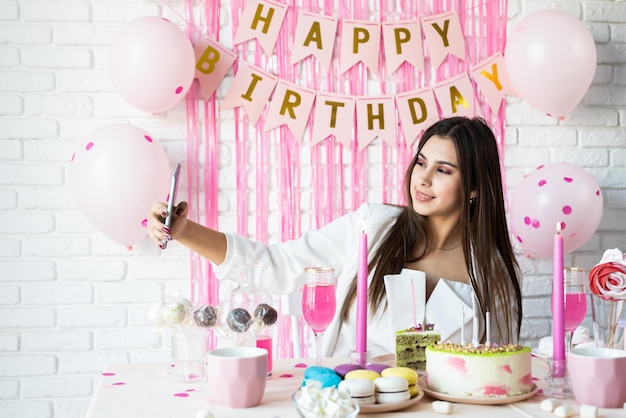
left=381, top=366, right=419, bottom=397
left=344, top=369, right=381, bottom=382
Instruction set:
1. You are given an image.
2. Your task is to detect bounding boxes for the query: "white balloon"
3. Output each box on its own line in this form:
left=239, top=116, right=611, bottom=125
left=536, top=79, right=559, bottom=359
left=505, top=10, right=596, bottom=117
left=510, top=162, right=603, bottom=258
left=70, top=123, right=171, bottom=247
left=109, top=17, right=196, bottom=113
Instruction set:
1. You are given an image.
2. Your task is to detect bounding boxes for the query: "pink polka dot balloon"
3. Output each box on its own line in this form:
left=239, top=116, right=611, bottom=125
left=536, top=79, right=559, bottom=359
left=109, top=17, right=195, bottom=113
left=70, top=123, right=171, bottom=247
left=510, top=162, right=603, bottom=258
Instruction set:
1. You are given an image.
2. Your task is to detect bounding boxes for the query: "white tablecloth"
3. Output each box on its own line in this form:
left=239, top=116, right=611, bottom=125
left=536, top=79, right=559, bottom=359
left=86, top=356, right=623, bottom=418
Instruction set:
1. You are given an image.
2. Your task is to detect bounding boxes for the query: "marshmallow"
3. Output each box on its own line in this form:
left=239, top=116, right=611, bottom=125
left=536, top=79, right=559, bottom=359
left=296, top=382, right=358, bottom=416
left=580, top=404, right=598, bottom=418
left=554, top=405, right=576, bottom=418
left=540, top=398, right=561, bottom=412
left=432, top=400, right=454, bottom=414
left=194, top=410, right=214, bottom=418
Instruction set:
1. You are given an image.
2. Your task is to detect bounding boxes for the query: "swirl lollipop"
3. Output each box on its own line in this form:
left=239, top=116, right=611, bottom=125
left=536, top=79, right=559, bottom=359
left=588, top=249, right=626, bottom=301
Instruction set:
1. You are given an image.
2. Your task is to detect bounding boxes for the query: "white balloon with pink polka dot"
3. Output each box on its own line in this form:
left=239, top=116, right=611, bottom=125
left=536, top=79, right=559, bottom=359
left=510, top=162, right=603, bottom=258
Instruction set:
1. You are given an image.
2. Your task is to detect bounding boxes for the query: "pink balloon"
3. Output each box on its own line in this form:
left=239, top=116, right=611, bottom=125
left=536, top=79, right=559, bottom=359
left=505, top=10, right=596, bottom=118
left=109, top=17, right=195, bottom=113
left=70, top=124, right=171, bottom=247
left=510, top=162, right=603, bottom=258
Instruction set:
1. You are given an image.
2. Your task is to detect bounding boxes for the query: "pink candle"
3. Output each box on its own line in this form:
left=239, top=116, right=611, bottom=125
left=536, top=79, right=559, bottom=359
left=552, top=222, right=565, bottom=369
left=356, top=227, right=368, bottom=353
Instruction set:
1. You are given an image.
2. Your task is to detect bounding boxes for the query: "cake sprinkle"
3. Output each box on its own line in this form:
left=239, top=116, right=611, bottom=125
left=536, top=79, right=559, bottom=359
left=431, top=342, right=529, bottom=354
left=399, top=323, right=435, bottom=332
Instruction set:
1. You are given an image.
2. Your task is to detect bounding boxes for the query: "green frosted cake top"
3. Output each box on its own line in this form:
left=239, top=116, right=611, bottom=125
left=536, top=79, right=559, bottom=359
left=426, top=342, right=531, bottom=356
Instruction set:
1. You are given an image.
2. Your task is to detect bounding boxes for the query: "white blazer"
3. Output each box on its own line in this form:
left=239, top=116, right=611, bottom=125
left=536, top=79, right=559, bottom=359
left=212, top=203, right=493, bottom=357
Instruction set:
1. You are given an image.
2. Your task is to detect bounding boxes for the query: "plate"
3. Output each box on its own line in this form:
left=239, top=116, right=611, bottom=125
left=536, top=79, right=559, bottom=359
left=370, top=353, right=396, bottom=366
left=359, top=391, right=424, bottom=414
left=418, top=376, right=538, bottom=405
left=370, top=354, right=425, bottom=374
left=531, top=348, right=552, bottom=360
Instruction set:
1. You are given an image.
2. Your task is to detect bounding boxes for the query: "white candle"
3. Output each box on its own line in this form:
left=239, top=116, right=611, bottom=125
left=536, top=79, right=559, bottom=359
left=460, top=308, right=465, bottom=346
left=472, top=293, right=479, bottom=347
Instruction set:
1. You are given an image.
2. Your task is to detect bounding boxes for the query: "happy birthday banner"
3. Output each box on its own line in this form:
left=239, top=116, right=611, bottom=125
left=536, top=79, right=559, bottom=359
left=192, top=0, right=515, bottom=149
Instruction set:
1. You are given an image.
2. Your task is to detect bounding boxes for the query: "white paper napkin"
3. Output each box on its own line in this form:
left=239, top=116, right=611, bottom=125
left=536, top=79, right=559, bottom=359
left=384, top=269, right=474, bottom=342
left=426, top=278, right=473, bottom=342
left=384, top=269, right=426, bottom=332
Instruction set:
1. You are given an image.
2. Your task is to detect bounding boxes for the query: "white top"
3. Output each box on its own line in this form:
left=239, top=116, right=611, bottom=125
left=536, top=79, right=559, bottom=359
left=213, top=203, right=487, bottom=357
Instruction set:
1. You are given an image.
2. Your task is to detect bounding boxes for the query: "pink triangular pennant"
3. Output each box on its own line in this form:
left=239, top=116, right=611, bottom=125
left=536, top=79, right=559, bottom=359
left=433, top=73, right=481, bottom=118
left=382, top=20, right=425, bottom=75
left=471, top=53, right=516, bottom=113
left=194, top=37, right=237, bottom=101
left=356, top=96, right=397, bottom=150
left=264, top=81, right=316, bottom=142
left=422, top=11, right=466, bottom=70
left=291, top=11, right=338, bottom=71
left=311, top=92, right=355, bottom=148
left=395, top=87, right=440, bottom=147
left=339, top=20, right=381, bottom=76
left=232, top=0, right=288, bottom=56
left=220, top=63, right=278, bottom=126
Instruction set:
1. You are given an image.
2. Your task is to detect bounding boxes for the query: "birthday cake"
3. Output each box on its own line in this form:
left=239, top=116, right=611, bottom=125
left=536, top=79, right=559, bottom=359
left=394, top=325, right=441, bottom=370
left=425, top=342, right=532, bottom=397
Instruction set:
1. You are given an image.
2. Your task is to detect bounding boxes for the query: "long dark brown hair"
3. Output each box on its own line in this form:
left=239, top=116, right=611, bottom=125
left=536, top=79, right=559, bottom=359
left=339, top=117, right=523, bottom=343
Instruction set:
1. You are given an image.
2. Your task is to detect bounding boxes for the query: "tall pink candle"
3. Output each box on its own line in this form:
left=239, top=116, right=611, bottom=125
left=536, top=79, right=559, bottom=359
left=356, top=227, right=368, bottom=353
left=552, top=222, right=565, bottom=370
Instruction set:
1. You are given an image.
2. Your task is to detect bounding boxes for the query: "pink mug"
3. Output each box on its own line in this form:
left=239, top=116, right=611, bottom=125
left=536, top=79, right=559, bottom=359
left=567, top=347, right=626, bottom=408
left=206, top=346, right=267, bottom=408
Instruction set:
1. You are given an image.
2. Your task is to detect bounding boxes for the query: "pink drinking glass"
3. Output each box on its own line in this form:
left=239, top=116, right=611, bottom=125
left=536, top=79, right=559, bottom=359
left=301, top=267, right=336, bottom=366
left=564, top=267, right=587, bottom=351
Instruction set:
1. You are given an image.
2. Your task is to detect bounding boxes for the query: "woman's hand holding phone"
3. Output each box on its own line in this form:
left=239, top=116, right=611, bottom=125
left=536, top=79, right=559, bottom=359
left=162, top=163, right=181, bottom=249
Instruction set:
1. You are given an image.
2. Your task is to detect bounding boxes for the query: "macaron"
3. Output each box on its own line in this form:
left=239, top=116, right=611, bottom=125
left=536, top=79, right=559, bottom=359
left=333, top=363, right=364, bottom=378
left=344, top=369, right=381, bottom=382
left=381, top=366, right=419, bottom=397
left=374, top=376, right=411, bottom=404
left=366, top=363, right=391, bottom=374
left=302, top=366, right=342, bottom=388
left=338, top=377, right=376, bottom=405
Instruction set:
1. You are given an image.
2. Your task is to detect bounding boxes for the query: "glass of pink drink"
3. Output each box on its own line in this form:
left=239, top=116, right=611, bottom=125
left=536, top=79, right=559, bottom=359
left=301, top=267, right=336, bottom=366
left=564, top=267, right=587, bottom=351
left=255, top=333, right=273, bottom=377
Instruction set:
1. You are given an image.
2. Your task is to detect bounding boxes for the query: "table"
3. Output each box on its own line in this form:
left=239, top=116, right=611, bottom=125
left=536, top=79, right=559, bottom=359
left=86, top=357, right=623, bottom=418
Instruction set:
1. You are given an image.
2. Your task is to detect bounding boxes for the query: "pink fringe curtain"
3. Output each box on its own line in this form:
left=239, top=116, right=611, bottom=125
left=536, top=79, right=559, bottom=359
left=182, top=0, right=509, bottom=358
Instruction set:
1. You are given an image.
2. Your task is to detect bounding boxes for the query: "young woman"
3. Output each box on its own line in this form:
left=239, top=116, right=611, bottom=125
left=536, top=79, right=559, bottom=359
left=147, top=116, right=523, bottom=357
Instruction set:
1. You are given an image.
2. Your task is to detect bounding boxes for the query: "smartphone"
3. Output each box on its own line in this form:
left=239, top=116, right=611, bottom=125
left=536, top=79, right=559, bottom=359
left=162, top=163, right=182, bottom=249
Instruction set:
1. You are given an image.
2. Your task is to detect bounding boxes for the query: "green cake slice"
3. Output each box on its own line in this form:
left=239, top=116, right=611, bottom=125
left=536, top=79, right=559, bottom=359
left=395, top=325, right=441, bottom=370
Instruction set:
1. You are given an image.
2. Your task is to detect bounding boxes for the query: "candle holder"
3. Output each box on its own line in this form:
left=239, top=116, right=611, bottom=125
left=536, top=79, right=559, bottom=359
left=544, top=358, right=573, bottom=399
left=349, top=350, right=371, bottom=367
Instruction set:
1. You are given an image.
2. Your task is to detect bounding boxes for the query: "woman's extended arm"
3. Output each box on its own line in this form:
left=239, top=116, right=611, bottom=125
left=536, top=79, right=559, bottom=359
left=147, top=201, right=227, bottom=265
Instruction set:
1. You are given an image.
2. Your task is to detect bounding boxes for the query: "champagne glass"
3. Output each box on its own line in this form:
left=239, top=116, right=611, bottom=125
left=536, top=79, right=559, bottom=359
left=301, top=267, right=336, bottom=366
left=564, top=267, right=587, bottom=351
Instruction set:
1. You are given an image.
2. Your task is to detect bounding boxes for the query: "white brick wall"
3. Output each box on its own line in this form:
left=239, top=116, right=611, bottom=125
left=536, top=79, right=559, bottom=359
left=0, top=0, right=625, bottom=417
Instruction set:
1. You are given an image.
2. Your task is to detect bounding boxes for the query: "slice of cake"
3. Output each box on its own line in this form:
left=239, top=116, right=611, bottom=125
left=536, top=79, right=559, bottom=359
left=395, top=324, right=441, bottom=370
left=425, top=342, right=533, bottom=397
